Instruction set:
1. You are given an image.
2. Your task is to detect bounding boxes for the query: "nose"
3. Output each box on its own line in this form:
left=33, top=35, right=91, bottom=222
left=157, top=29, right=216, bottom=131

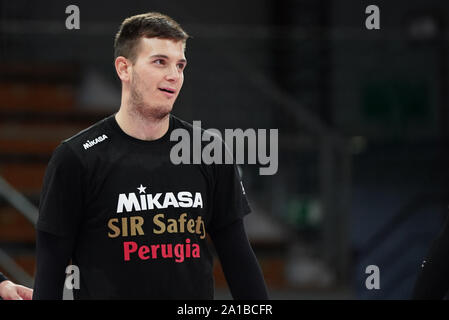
left=165, top=64, right=181, bottom=82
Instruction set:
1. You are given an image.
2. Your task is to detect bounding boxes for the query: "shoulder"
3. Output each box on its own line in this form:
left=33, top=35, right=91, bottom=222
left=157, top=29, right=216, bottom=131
left=170, top=114, right=195, bottom=132
left=50, top=115, right=113, bottom=166
left=63, top=116, right=111, bottom=152
left=170, top=115, right=224, bottom=143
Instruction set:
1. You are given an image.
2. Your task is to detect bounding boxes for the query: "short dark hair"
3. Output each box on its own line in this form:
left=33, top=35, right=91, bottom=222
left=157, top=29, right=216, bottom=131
left=114, top=12, right=189, bottom=63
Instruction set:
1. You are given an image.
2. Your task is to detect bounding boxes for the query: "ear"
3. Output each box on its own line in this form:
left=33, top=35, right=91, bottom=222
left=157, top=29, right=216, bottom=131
left=115, top=56, right=132, bottom=82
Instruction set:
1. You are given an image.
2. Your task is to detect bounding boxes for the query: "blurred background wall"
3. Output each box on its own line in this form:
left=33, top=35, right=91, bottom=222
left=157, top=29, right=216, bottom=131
left=0, top=0, right=448, bottom=299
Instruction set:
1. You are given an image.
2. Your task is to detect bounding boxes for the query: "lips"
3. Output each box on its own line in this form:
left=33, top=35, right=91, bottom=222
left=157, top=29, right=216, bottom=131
left=159, top=87, right=176, bottom=94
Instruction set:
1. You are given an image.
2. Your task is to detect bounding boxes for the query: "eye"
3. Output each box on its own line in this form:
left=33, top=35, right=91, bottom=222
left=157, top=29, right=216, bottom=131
left=177, top=63, right=186, bottom=70
left=154, top=59, right=165, bottom=65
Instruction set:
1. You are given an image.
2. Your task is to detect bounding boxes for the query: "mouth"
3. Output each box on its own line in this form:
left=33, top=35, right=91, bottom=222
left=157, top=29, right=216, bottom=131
left=159, top=87, right=176, bottom=95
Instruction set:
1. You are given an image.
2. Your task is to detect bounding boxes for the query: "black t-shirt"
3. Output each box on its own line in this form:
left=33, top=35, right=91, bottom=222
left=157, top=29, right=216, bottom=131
left=37, top=113, right=251, bottom=299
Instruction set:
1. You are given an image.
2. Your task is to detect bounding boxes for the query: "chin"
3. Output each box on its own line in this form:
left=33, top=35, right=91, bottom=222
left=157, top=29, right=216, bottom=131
left=140, top=104, right=173, bottom=120
left=154, top=107, right=172, bottom=120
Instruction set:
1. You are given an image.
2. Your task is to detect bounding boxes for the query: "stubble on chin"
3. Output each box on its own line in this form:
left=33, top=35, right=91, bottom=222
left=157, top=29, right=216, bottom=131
left=129, top=80, right=172, bottom=121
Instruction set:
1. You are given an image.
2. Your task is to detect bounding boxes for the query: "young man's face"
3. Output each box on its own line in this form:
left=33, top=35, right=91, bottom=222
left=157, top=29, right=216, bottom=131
left=128, top=37, right=187, bottom=119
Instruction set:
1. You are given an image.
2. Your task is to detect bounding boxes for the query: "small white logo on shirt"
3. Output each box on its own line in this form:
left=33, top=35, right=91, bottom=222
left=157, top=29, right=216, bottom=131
left=83, top=134, right=108, bottom=150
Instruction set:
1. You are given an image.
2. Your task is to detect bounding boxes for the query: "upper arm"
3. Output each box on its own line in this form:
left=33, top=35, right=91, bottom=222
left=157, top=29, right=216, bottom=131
left=37, top=142, right=85, bottom=237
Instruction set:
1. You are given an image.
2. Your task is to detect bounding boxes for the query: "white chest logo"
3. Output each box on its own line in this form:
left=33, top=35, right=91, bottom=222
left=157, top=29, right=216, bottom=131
left=116, top=185, right=204, bottom=213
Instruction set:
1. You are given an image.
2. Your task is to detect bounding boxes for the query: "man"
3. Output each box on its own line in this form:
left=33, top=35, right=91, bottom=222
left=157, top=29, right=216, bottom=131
left=0, top=272, right=33, bottom=300
left=412, top=215, right=449, bottom=299
left=33, top=12, right=268, bottom=299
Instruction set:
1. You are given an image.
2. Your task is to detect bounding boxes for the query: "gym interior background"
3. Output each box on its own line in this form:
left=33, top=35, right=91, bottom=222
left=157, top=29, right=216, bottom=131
left=0, top=0, right=448, bottom=299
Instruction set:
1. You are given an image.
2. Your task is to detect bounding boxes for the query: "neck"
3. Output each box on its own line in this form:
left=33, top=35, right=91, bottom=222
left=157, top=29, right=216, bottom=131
left=115, top=105, right=170, bottom=141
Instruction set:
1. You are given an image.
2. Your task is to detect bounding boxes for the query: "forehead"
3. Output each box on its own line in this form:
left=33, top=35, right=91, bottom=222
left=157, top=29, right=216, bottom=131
left=136, top=37, right=186, bottom=60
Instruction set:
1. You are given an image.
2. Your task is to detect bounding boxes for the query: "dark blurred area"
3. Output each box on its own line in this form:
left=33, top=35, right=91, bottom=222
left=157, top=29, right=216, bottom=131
left=0, top=0, right=448, bottom=299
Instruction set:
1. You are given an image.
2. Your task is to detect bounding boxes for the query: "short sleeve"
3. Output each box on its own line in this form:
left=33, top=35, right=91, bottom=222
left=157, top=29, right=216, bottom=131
left=37, top=142, right=85, bottom=237
left=209, top=160, right=251, bottom=233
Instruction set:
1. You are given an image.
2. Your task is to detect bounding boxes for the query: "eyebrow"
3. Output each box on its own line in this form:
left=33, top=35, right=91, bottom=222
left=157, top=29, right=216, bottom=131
left=150, top=54, right=187, bottom=63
